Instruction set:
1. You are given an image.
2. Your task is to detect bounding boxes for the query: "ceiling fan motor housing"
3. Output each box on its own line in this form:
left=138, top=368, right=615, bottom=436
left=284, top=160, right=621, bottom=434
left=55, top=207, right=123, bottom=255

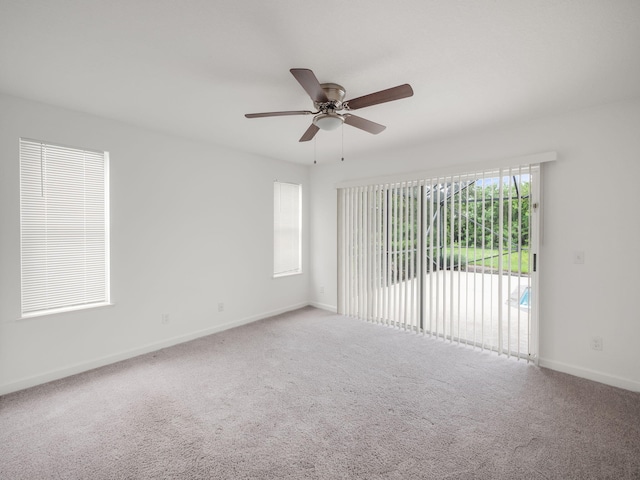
left=315, top=83, right=346, bottom=111
left=311, top=83, right=347, bottom=131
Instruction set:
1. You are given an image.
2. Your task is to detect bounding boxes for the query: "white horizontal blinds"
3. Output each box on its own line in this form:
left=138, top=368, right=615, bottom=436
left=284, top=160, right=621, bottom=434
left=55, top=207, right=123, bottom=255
left=338, top=163, right=539, bottom=360
left=273, top=181, right=302, bottom=276
left=20, top=139, right=109, bottom=316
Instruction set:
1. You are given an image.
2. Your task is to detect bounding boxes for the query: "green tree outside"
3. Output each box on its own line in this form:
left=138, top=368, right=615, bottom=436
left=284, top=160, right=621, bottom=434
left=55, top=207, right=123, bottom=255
left=385, top=177, right=531, bottom=281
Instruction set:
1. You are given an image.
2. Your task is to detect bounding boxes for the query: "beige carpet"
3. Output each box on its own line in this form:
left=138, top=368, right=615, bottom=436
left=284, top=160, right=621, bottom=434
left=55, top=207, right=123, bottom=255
left=1, top=306, right=639, bottom=479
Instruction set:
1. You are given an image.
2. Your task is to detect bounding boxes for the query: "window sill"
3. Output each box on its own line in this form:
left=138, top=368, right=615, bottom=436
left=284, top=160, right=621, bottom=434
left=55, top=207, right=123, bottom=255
left=273, top=270, right=303, bottom=279
left=19, top=302, right=115, bottom=321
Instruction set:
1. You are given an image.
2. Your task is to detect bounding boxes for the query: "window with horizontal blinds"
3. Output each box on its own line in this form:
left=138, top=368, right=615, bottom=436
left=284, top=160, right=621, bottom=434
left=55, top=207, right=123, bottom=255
left=273, top=181, right=302, bottom=277
left=20, top=138, right=110, bottom=317
left=338, top=164, right=541, bottom=361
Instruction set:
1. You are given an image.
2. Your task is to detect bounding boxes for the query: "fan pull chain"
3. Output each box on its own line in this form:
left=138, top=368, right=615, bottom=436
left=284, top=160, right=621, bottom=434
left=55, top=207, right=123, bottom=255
left=341, top=123, right=345, bottom=162
left=313, top=136, right=317, bottom=165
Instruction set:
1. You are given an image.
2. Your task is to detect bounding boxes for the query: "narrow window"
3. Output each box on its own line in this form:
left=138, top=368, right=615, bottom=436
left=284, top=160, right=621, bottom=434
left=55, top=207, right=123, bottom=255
left=20, top=138, right=110, bottom=317
left=273, top=181, right=301, bottom=277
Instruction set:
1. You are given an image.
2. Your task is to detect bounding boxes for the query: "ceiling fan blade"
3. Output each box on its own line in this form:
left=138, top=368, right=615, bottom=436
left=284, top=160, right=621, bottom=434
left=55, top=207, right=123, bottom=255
left=245, top=110, right=313, bottom=118
left=345, top=84, right=414, bottom=110
left=343, top=114, right=386, bottom=134
left=290, top=68, right=329, bottom=104
left=299, top=123, right=320, bottom=142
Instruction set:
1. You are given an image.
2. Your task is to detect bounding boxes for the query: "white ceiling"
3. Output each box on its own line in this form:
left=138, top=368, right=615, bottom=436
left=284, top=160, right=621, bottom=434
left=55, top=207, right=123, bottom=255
left=1, top=0, right=639, bottom=164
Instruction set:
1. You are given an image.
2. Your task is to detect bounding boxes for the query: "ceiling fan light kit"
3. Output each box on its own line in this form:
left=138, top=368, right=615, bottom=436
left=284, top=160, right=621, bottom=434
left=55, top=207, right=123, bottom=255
left=313, top=113, right=344, bottom=131
left=245, top=68, right=413, bottom=142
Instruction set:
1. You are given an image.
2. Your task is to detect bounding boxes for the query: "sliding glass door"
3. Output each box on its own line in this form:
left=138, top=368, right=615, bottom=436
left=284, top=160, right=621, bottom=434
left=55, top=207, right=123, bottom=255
left=338, top=165, right=540, bottom=361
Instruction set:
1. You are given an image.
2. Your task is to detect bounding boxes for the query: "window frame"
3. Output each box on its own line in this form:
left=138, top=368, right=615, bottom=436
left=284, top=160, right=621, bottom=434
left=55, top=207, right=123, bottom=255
left=19, top=138, right=111, bottom=318
left=273, top=181, right=302, bottom=278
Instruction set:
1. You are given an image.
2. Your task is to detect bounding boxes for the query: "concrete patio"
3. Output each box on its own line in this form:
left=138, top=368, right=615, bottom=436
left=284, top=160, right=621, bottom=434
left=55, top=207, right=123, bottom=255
left=359, top=271, right=532, bottom=358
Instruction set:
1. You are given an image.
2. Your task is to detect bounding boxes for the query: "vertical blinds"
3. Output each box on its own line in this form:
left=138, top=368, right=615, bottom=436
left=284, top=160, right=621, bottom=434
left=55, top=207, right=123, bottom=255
left=273, top=181, right=302, bottom=276
left=20, top=138, right=110, bottom=316
left=338, top=165, right=538, bottom=360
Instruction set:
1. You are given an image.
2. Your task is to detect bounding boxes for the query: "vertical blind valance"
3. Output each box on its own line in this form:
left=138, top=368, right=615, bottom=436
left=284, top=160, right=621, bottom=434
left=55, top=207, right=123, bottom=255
left=20, top=138, right=110, bottom=316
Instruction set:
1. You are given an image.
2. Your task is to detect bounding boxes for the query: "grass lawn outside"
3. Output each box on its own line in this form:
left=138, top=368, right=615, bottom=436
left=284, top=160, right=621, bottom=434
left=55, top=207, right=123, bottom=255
left=443, top=246, right=530, bottom=274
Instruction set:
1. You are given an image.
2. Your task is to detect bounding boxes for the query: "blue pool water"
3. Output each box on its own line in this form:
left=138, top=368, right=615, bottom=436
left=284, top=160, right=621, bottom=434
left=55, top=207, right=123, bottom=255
left=519, top=287, right=530, bottom=307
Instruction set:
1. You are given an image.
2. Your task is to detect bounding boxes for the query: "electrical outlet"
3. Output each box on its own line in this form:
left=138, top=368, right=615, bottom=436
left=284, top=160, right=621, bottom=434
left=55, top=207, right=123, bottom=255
left=591, top=336, right=603, bottom=351
left=320, top=286, right=325, bottom=294
left=161, top=313, right=170, bottom=324
left=218, top=303, right=224, bottom=312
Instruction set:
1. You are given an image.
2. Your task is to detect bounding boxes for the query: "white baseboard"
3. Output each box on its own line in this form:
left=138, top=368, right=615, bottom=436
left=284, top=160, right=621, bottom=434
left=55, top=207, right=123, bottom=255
left=539, top=358, right=640, bottom=392
left=0, top=302, right=308, bottom=396
left=8, top=304, right=636, bottom=396
left=309, top=301, right=337, bottom=313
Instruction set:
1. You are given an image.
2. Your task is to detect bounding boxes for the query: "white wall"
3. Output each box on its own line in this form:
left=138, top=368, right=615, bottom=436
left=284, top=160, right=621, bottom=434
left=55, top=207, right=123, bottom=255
left=0, top=93, right=310, bottom=394
left=3, top=93, right=639, bottom=395
left=309, top=98, right=640, bottom=392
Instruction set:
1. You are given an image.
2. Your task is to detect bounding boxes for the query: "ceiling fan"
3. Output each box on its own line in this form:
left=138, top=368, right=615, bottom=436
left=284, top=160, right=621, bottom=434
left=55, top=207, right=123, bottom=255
left=245, top=68, right=414, bottom=142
